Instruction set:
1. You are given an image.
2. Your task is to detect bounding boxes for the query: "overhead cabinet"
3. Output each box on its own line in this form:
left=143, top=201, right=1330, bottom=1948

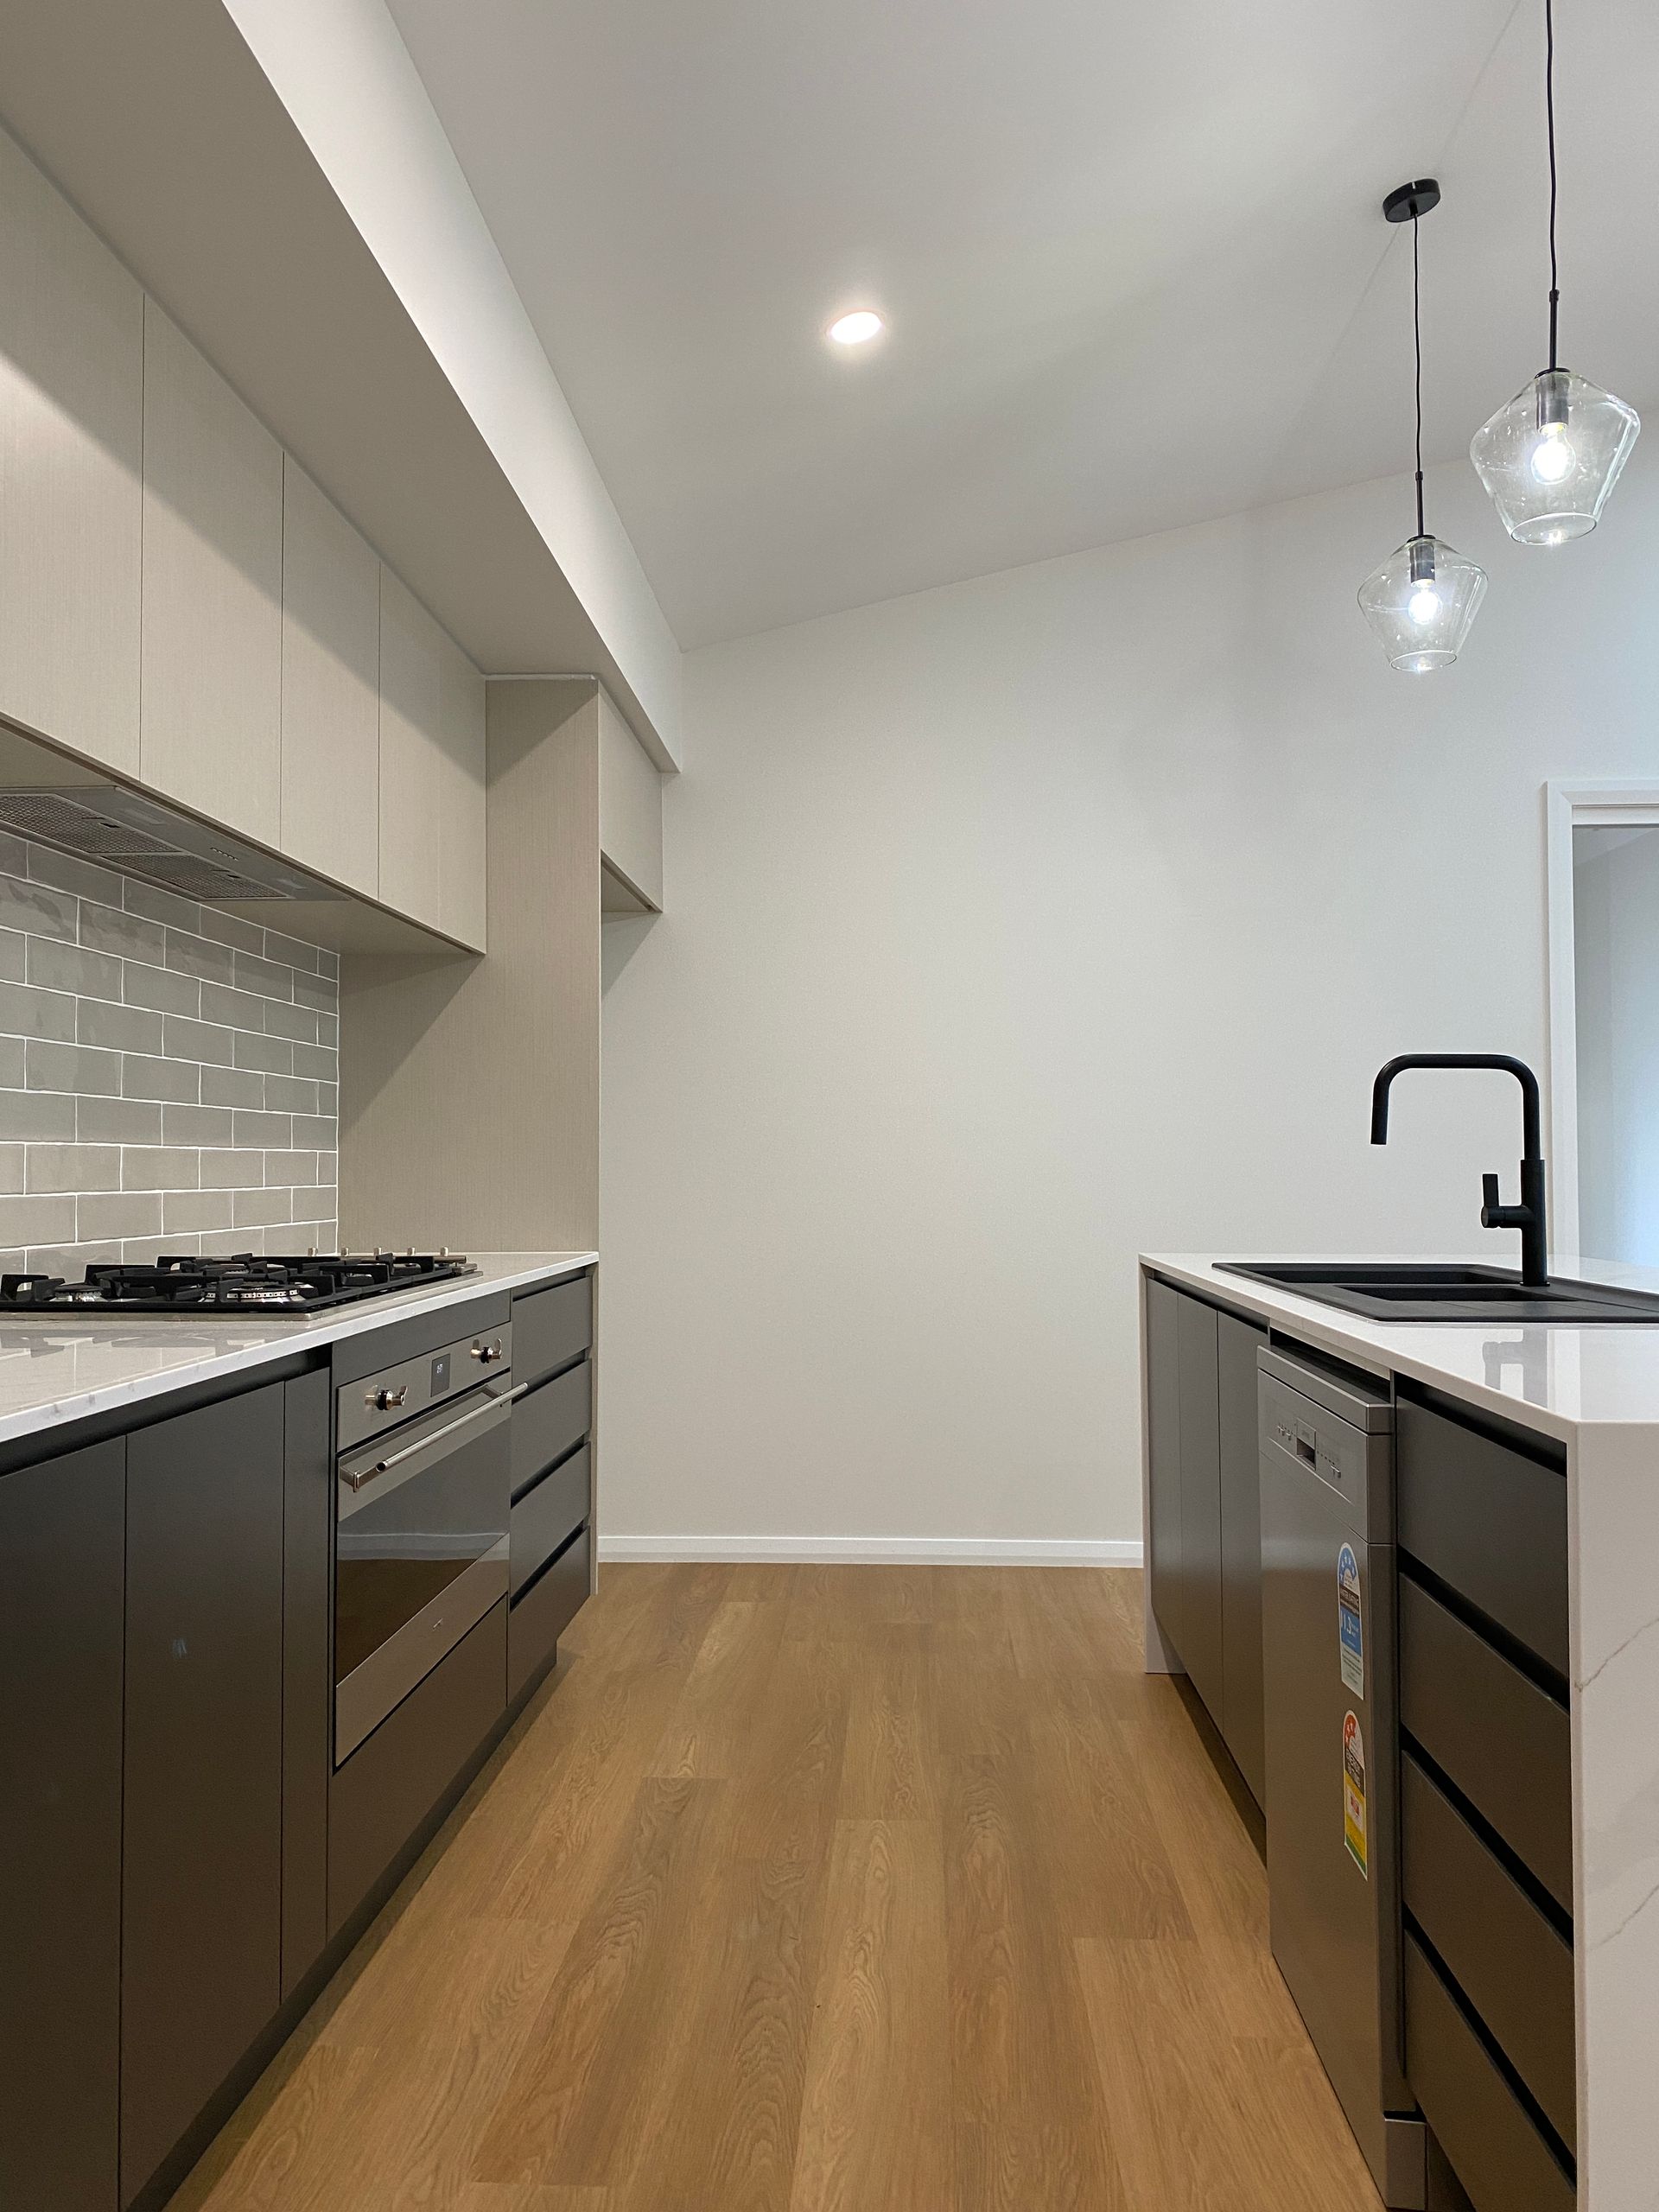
left=280, top=460, right=380, bottom=899
left=378, top=566, right=487, bottom=951
left=599, top=687, right=664, bottom=914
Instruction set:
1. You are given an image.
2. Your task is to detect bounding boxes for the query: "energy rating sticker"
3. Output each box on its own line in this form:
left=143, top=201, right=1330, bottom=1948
left=1344, top=1711, right=1369, bottom=1880
left=1338, top=1542, right=1365, bottom=1698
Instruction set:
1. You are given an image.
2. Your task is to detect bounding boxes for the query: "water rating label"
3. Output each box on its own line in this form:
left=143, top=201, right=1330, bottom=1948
left=1338, top=1541, right=1365, bottom=1699
left=1344, top=1710, right=1369, bottom=1880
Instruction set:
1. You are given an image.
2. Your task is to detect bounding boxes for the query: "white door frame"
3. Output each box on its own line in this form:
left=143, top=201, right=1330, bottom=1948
left=1544, top=779, right=1659, bottom=1258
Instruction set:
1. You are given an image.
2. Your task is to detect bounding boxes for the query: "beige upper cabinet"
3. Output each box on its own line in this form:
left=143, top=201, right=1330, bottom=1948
left=378, top=567, right=486, bottom=950
left=0, top=126, right=143, bottom=774
left=141, top=302, right=283, bottom=844
left=598, top=689, right=664, bottom=914
left=280, top=461, right=379, bottom=898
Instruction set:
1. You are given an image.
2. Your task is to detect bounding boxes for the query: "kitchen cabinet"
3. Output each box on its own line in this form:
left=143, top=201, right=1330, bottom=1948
left=140, top=302, right=283, bottom=846
left=599, top=687, right=664, bottom=913
left=280, top=460, right=380, bottom=899
left=121, top=1383, right=285, bottom=2207
left=378, top=565, right=487, bottom=950
left=1176, top=1295, right=1225, bottom=1725
left=0, top=1439, right=125, bottom=2212
left=0, top=124, right=143, bottom=774
left=1217, top=1309, right=1269, bottom=1805
left=1145, top=1275, right=1184, bottom=1657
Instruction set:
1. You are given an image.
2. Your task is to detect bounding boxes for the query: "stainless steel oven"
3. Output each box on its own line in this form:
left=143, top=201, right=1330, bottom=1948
left=334, top=1320, right=518, bottom=1761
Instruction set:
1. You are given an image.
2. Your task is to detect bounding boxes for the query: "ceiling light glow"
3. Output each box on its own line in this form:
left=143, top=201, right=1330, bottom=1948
left=828, top=309, right=885, bottom=346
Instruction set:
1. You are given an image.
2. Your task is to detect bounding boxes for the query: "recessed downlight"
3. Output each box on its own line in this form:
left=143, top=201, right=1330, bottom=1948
left=827, top=308, right=885, bottom=347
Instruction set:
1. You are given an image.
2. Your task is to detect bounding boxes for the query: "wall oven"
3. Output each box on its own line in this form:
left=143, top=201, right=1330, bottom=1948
left=334, top=1321, right=519, bottom=1761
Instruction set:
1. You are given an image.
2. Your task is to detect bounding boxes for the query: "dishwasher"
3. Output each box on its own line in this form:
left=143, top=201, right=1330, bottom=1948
left=1259, top=1344, right=1426, bottom=2209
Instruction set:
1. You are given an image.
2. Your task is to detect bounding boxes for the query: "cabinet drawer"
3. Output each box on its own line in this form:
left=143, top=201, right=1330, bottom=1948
left=511, top=1361, right=591, bottom=1499
left=512, top=1446, right=589, bottom=1597
left=1402, top=1752, right=1575, bottom=2151
left=514, top=1274, right=593, bottom=1389
left=509, top=1526, right=590, bottom=1700
left=1404, top=1934, right=1573, bottom=2212
left=1397, top=1399, right=1567, bottom=1676
left=1400, top=1576, right=1573, bottom=1914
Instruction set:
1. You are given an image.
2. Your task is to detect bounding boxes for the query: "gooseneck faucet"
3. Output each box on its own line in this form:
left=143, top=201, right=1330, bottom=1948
left=1370, top=1054, right=1549, bottom=1287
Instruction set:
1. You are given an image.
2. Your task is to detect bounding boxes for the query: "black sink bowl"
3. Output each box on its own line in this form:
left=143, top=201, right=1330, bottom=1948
left=1213, top=1261, right=1659, bottom=1324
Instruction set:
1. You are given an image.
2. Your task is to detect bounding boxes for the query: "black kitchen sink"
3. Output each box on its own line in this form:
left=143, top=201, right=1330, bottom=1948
left=1214, top=1261, right=1659, bottom=1324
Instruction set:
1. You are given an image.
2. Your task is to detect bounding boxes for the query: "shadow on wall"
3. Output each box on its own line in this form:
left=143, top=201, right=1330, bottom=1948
left=601, top=913, right=657, bottom=996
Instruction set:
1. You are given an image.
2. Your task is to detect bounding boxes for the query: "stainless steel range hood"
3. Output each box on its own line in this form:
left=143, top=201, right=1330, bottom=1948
left=0, top=780, right=346, bottom=905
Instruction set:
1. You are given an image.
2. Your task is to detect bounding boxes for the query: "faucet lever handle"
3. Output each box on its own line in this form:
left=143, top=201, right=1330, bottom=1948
left=1481, top=1172, right=1502, bottom=1223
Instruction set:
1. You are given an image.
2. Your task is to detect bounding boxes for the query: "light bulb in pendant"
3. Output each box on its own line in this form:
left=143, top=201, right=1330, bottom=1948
left=1408, top=582, right=1441, bottom=626
left=1530, top=423, right=1574, bottom=483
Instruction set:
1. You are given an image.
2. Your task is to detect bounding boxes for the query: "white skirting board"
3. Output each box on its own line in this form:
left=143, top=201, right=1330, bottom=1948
left=595, top=1535, right=1144, bottom=1567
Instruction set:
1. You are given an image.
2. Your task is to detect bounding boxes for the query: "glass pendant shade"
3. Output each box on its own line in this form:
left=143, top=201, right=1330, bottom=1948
left=1471, top=366, right=1640, bottom=544
left=1357, top=534, right=1488, bottom=673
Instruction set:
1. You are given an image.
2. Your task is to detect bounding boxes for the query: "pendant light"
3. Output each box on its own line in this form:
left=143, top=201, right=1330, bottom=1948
left=1358, top=181, right=1487, bottom=674
left=1470, top=0, right=1639, bottom=543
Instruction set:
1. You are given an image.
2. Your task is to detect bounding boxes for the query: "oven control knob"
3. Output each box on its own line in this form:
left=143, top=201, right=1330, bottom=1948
left=471, top=1339, right=505, bottom=1364
left=367, top=1385, right=408, bottom=1412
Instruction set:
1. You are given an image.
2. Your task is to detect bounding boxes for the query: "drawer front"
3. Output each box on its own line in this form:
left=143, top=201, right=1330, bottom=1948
left=511, top=1446, right=590, bottom=1597
left=513, top=1274, right=593, bottom=1389
left=1400, top=1576, right=1573, bottom=1914
left=1404, top=1935, right=1573, bottom=2212
left=509, top=1525, right=589, bottom=1700
left=1402, top=1752, right=1575, bottom=2151
left=511, top=1360, right=592, bottom=1498
left=1396, top=1399, right=1567, bottom=1676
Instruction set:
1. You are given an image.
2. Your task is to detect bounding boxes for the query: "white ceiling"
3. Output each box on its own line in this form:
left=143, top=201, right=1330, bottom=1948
left=385, top=0, right=1659, bottom=650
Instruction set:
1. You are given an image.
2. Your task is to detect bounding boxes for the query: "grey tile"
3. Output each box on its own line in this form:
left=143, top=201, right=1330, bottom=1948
left=232, top=1109, right=291, bottom=1148
left=162, top=1103, right=234, bottom=1147
left=318, top=1013, right=338, bottom=1048
left=233, top=950, right=294, bottom=1001
left=318, top=1084, right=338, bottom=1116
left=124, top=961, right=200, bottom=1018
left=122, top=1054, right=200, bottom=1104
left=263, top=1151, right=318, bottom=1185
left=165, top=929, right=235, bottom=986
left=0, top=873, right=77, bottom=944
left=291, top=1116, right=337, bottom=1150
left=233, top=1031, right=291, bottom=1076
left=79, top=899, right=168, bottom=965
left=0, top=1038, right=22, bottom=1090
left=0, top=929, right=23, bottom=983
left=79, top=999, right=165, bottom=1054
left=293, top=969, right=339, bottom=1012
left=318, top=949, right=340, bottom=981
left=126, top=1232, right=187, bottom=1261
left=264, top=930, right=320, bottom=974
left=0, top=1141, right=22, bottom=1193
left=121, top=1147, right=201, bottom=1192
left=262, top=999, right=317, bottom=1045
left=287, top=1186, right=336, bottom=1223
left=0, top=1245, right=22, bottom=1271
left=0, top=831, right=26, bottom=879
left=292, top=1042, right=338, bottom=1083
left=163, top=1189, right=234, bottom=1234
left=23, top=1238, right=121, bottom=1274
left=77, top=1096, right=162, bottom=1145
left=26, top=1143, right=121, bottom=1193
left=201, top=1064, right=265, bottom=1109
left=0, top=1192, right=77, bottom=1245
left=0, top=1089, right=76, bottom=1140
left=0, top=978, right=78, bottom=1041
left=200, top=982, right=269, bottom=1033
left=123, top=879, right=200, bottom=932
left=27, top=1039, right=121, bottom=1096
left=198, top=907, right=266, bottom=956
left=77, top=1192, right=162, bottom=1242
left=162, top=1015, right=236, bottom=1067
left=233, top=1185, right=292, bottom=1229
left=264, top=1073, right=318, bottom=1114
left=316, top=1150, right=338, bottom=1185
left=200, top=1148, right=265, bottom=1190
left=201, top=1224, right=263, bottom=1256
left=29, top=844, right=124, bottom=906
left=26, top=937, right=123, bottom=1001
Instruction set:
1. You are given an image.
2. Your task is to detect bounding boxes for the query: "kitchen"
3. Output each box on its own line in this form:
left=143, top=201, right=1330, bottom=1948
left=1, top=2, right=1656, bottom=2209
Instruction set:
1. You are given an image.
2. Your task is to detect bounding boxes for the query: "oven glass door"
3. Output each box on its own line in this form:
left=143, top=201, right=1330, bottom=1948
left=335, top=1382, right=512, bottom=1758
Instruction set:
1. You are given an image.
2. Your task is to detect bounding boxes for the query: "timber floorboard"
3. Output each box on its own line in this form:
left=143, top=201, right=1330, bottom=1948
left=168, top=1566, right=1382, bottom=2212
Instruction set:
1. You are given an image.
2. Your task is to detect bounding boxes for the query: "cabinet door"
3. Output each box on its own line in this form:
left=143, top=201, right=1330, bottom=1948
left=1176, top=1294, right=1224, bottom=1727
left=378, top=565, right=446, bottom=935
left=121, top=1385, right=284, bottom=2207
left=280, top=460, right=379, bottom=897
left=0, top=127, right=142, bottom=772
left=1145, top=1276, right=1184, bottom=1655
left=1217, top=1310, right=1268, bottom=1806
left=437, top=621, right=486, bottom=950
left=0, top=1440, right=125, bottom=2212
left=140, top=302, right=283, bottom=844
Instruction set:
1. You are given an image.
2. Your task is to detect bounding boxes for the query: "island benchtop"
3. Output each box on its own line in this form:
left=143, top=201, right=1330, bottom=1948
left=0, top=1252, right=598, bottom=1452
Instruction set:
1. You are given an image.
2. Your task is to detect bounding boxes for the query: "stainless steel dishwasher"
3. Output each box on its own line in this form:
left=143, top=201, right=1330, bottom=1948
left=1259, top=1344, right=1426, bottom=2209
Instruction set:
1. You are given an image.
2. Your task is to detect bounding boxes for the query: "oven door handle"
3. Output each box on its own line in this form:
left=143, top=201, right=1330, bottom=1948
left=339, top=1383, right=518, bottom=1503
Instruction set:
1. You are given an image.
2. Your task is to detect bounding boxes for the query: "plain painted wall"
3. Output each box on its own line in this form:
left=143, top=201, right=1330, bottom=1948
left=1574, top=823, right=1659, bottom=1266
left=599, top=451, right=1659, bottom=1553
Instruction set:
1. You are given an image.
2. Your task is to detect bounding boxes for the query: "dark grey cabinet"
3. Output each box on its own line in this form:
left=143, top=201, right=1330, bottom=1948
left=1176, top=1294, right=1224, bottom=1723
left=0, top=1440, right=125, bottom=2212
left=121, top=1384, right=286, bottom=2207
left=1145, top=1275, right=1184, bottom=1656
left=1217, top=1310, right=1269, bottom=1805
left=281, top=1370, right=332, bottom=1999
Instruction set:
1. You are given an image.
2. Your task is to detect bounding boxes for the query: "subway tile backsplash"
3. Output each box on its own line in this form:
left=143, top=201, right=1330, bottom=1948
left=0, top=832, right=339, bottom=1276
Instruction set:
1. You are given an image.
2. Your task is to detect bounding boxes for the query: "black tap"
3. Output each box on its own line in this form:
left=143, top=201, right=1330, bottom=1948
left=1370, top=1054, right=1549, bottom=1288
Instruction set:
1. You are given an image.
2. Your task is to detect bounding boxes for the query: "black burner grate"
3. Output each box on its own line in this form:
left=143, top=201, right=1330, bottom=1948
left=0, top=1253, right=476, bottom=1313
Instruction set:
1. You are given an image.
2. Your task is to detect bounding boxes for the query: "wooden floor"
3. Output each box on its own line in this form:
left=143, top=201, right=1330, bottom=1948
left=171, top=1566, right=1382, bottom=2211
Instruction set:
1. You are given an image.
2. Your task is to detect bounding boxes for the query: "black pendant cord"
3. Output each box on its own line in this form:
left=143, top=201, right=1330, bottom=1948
left=1546, top=0, right=1560, bottom=369
left=1413, top=214, right=1427, bottom=539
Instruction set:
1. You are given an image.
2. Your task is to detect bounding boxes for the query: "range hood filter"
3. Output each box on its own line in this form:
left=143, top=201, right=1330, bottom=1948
left=0, top=785, right=343, bottom=905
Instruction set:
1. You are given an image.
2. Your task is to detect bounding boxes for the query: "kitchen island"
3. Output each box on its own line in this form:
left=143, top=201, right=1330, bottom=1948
left=1141, top=1253, right=1659, bottom=2212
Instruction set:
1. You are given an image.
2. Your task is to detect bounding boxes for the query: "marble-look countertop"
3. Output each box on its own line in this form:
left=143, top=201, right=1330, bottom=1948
left=0, top=1251, right=598, bottom=1449
left=1142, top=1252, right=1659, bottom=2211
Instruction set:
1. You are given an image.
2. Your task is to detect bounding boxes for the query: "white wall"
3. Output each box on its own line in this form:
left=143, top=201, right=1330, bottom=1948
left=599, top=453, right=1659, bottom=1557
left=1574, top=824, right=1659, bottom=1266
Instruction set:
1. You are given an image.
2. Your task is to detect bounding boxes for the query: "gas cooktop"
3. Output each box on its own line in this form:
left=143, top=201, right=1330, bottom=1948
left=0, top=1253, right=477, bottom=1314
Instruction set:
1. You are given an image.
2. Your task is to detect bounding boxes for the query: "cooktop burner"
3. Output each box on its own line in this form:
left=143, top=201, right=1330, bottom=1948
left=0, top=1252, right=477, bottom=1313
